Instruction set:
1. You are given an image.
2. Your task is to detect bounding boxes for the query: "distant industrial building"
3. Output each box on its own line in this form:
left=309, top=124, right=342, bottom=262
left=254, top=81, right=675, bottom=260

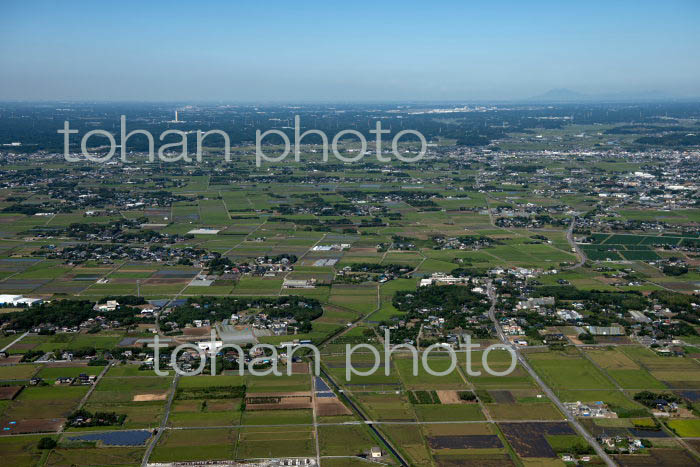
left=0, top=294, right=43, bottom=307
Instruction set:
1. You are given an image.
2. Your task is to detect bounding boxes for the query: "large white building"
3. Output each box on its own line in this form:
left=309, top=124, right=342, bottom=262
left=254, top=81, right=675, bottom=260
left=0, top=294, right=43, bottom=307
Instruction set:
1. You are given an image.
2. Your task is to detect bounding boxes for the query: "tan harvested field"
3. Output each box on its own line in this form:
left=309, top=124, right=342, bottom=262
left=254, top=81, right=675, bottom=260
left=436, top=390, right=466, bottom=404
left=0, top=356, right=23, bottom=364
left=183, top=327, right=212, bottom=337
left=290, top=362, right=309, bottom=374
left=133, top=392, right=168, bottom=401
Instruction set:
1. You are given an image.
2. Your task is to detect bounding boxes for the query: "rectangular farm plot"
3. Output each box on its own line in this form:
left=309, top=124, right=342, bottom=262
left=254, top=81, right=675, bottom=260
left=413, top=403, right=485, bottom=422
left=329, top=288, right=378, bottom=314
left=584, top=348, right=667, bottom=389
left=354, top=392, right=415, bottom=422
left=176, top=375, right=246, bottom=388
left=90, top=375, right=173, bottom=403
left=527, top=350, right=615, bottom=391
left=105, top=364, right=170, bottom=378
left=380, top=423, right=433, bottom=466
left=46, top=446, right=146, bottom=466
left=607, top=369, right=667, bottom=390
left=620, top=346, right=700, bottom=372
left=0, top=385, right=23, bottom=400
left=245, top=392, right=312, bottom=411
left=233, top=277, right=283, bottom=295
left=613, top=448, right=699, bottom=467
left=318, top=424, right=378, bottom=456
left=325, top=359, right=401, bottom=388
left=236, top=425, right=316, bottom=459
left=395, top=356, right=466, bottom=390
left=428, top=434, right=503, bottom=449
left=0, top=435, right=47, bottom=466
left=316, top=305, right=361, bottom=325
left=0, top=278, right=50, bottom=292
left=2, top=384, right=88, bottom=420
left=244, top=373, right=310, bottom=393
left=667, top=419, right=700, bottom=437
left=150, top=428, right=236, bottom=463
left=241, top=409, right=313, bottom=426
left=585, top=348, right=640, bottom=370
left=469, top=366, right=536, bottom=390
left=460, top=351, right=536, bottom=389
left=432, top=454, right=515, bottom=466
left=0, top=364, right=40, bottom=380
left=81, top=401, right=166, bottom=430
left=498, top=422, right=576, bottom=458
left=199, top=199, right=231, bottom=224
left=486, top=402, right=563, bottom=421
left=620, top=346, right=700, bottom=388
left=169, top=406, right=241, bottom=428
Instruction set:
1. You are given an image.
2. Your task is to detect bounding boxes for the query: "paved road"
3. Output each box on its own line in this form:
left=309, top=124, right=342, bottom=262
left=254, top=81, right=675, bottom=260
left=565, top=216, right=587, bottom=269
left=1, top=331, right=28, bottom=352
left=75, top=362, right=112, bottom=410
left=310, top=364, right=321, bottom=467
left=141, top=373, right=180, bottom=467
left=485, top=282, right=616, bottom=467
left=6, top=416, right=650, bottom=439
left=578, top=347, right=700, bottom=460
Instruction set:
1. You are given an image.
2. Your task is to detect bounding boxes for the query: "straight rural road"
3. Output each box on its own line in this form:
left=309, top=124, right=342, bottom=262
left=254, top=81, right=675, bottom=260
left=566, top=216, right=587, bottom=269
left=141, top=373, right=180, bottom=467
left=1, top=331, right=28, bottom=352
left=486, top=282, right=616, bottom=467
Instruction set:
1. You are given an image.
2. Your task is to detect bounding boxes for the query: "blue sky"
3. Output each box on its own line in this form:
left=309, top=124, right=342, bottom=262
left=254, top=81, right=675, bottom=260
left=1, top=0, right=699, bottom=101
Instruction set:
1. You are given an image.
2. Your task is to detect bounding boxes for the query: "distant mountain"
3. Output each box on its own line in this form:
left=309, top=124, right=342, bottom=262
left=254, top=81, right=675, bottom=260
left=528, top=88, right=587, bottom=102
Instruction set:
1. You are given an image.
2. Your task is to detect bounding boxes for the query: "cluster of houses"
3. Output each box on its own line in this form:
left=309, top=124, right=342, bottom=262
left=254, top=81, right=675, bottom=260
left=432, top=235, right=493, bottom=250
left=335, top=265, right=410, bottom=284
left=597, top=434, right=647, bottom=453
left=40, top=243, right=208, bottom=265
left=52, top=373, right=97, bottom=386
left=565, top=401, right=617, bottom=418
